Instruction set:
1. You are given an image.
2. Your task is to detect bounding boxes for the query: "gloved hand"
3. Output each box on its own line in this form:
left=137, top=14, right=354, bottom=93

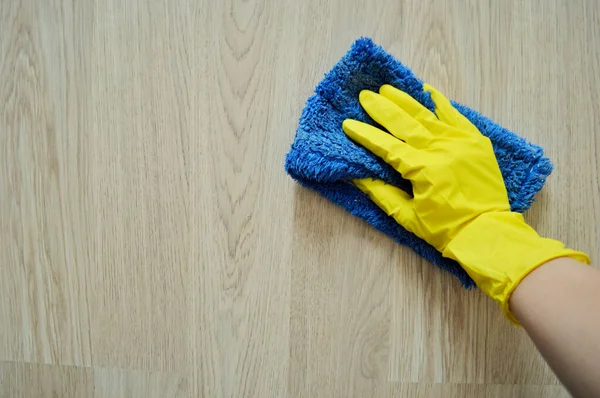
left=343, top=84, right=590, bottom=324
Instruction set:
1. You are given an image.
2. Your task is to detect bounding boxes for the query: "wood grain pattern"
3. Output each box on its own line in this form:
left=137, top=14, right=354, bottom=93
left=1, top=0, right=598, bottom=396
left=0, top=362, right=189, bottom=398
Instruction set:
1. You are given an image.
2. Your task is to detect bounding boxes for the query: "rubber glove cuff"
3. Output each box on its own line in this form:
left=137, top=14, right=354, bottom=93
left=442, top=211, right=590, bottom=325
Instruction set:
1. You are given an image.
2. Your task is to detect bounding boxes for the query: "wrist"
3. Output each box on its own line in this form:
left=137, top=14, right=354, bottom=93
left=509, top=257, right=589, bottom=321
left=442, top=211, right=590, bottom=324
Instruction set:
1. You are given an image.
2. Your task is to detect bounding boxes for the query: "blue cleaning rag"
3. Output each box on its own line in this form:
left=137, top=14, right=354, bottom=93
left=285, top=38, right=553, bottom=288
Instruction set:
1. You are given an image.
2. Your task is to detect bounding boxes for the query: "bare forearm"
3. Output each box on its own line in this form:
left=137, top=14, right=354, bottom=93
left=510, top=258, right=600, bottom=397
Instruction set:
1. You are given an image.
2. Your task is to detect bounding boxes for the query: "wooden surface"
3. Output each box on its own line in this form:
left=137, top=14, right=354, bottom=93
left=1, top=0, right=598, bottom=397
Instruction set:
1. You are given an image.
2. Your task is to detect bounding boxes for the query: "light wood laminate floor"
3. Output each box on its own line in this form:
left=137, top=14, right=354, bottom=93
left=1, top=0, right=599, bottom=397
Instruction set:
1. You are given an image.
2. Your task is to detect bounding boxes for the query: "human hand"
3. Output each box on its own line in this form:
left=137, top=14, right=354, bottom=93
left=343, top=84, right=589, bottom=323
left=342, top=84, right=509, bottom=252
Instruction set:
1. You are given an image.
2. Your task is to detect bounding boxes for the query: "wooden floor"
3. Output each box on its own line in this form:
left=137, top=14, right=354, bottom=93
left=1, top=0, right=599, bottom=397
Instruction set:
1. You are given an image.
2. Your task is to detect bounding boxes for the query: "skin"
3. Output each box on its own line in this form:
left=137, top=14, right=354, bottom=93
left=510, top=257, right=600, bottom=397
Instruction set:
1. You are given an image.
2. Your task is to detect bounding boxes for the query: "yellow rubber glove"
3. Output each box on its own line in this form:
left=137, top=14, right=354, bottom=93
left=342, top=84, right=590, bottom=324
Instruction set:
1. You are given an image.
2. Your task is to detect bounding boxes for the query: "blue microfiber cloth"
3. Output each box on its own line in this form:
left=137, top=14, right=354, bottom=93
left=285, top=38, right=553, bottom=288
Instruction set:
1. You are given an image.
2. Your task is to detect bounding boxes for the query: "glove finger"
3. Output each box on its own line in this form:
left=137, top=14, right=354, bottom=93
left=379, top=84, right=461, bottom=135
left=342, top=119, right=421, bottom=176
left=359, top=90, right=432, bottom=147
left=353, top=178, right=416, bottom=229
left=379, top=84, right=438, bottom=123
left=423, top=84, right=481, bottom=135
